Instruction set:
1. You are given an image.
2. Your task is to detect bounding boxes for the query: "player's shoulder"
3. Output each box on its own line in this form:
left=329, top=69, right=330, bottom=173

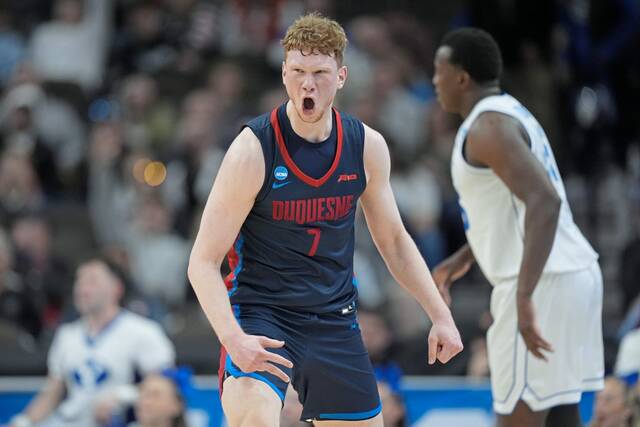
left=245, top=110, right=273, bottom=133
left=53, top=319, right=83, bottom=340
left=360, top=122, right=387, bottom=151
left=336, top=109, right=365, bottom=135
left=469, top=109, right=521, bottom=144
left=118, top=310, right=162, bottom=331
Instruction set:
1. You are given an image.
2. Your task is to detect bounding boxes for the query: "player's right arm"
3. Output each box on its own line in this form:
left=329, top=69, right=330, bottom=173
left=10, top=376, right=65, bottom=426
left=188, top=127, right=293, bottom=383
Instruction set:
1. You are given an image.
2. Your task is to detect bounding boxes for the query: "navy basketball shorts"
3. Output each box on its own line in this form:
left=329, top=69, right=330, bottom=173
left=219, top=304, right=381, bottom=422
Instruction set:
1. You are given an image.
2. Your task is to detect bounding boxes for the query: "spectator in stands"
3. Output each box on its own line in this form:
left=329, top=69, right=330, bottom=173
left=588, top=376, right=632, bottom=427
left=126, top=194, right=190, bottom=319
left=129, top=368, right=190, bottom=427
left=87, top=120, right=137, bottom=247
left=0, top=226, right=41, bottom=338
left=8, top=258, right=175, bottom=427
left=0, top=8, right=25, bottom=87
left=28, top=0, right=113, bottom=93
left=1, top=86, right=61, bottom=195
left=10, top=215, right=70, bottom=329
left=119, top=74, right=176, bottom=154
left=615, top=327, right=640, bottom=384
left=0, top=152, right=44, bottom=221
left=1, top=77, right=86, bottom=181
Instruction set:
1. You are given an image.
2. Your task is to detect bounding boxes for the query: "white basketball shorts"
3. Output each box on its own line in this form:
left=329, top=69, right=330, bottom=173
left=487, top=262, right=604, bottom=415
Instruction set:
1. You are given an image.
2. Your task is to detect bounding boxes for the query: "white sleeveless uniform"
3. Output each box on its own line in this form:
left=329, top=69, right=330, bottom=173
left=451, top=94, right=604, bottom=414
left=41, top=310, right=175, bottom=427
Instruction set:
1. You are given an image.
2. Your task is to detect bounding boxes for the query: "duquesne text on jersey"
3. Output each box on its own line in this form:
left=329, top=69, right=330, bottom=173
left=272, top=195, right=354, bottom=224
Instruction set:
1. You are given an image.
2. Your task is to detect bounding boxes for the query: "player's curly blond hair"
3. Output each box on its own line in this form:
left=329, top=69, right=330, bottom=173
left=281, top=12, right=348, bottom=66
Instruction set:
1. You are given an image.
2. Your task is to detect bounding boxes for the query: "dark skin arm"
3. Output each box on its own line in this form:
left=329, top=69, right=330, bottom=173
left=432, top=243, right=475, bottom=306
left=466, top=111, right=561, bottom=360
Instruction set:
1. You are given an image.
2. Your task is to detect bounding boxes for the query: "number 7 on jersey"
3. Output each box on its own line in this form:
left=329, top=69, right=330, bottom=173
left=307, top=228, right=321, bottom=256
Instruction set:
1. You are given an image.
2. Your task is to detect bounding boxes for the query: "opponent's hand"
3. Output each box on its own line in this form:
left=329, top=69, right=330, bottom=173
left=517, top=297, right=553, bottom=361
left=427, top=320, right=464, bottom=365
left=432, top=254, right=473, bottom=306
left=224, top=333, right=293, bottom=383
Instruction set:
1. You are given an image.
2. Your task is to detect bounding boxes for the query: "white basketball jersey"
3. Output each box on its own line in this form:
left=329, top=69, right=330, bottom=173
left=451, top=94, right=598, bottom=285
left=47, top=310, right=175, bottom=427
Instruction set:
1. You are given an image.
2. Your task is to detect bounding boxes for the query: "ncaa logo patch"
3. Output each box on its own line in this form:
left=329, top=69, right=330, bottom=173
left=274, top=166, right=288, bottom=181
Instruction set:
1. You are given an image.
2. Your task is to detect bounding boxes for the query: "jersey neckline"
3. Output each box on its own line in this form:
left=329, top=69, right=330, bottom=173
left=270, top=105, right=343, bottom=188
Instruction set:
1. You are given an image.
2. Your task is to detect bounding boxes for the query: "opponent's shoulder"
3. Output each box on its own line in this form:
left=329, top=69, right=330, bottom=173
left=468, top=110, right=522, bottom=147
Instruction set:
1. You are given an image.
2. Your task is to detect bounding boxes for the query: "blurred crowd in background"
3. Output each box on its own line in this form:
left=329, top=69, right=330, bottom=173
left=1, top=0, right=640, bottom=422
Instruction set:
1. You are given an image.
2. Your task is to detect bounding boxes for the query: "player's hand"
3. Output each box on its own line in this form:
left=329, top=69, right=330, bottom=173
left=94, top=396, right=119, bottom=425
left=432, top=253, right=473, bottom=306
left=427, top=319, right=464, bottom=365
left=517, top=297, right=553, bottom=361
left=224, top=333, right=294, bottom=383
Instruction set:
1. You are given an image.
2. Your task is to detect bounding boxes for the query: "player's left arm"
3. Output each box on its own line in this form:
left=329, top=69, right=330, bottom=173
left=466, top=111, right=561, bottom=360
left=360, top=124, right=463, bottom=365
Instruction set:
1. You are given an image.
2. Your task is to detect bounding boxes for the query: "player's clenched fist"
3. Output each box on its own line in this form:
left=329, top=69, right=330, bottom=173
left=427, top=320, right=464, bottom=365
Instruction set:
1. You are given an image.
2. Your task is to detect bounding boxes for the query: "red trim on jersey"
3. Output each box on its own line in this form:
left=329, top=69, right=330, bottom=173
left=218, top=346, right=227, bottom=396
left=270, top=106, right=343, bottom=188
left=223, top=236, right=240, bottom=291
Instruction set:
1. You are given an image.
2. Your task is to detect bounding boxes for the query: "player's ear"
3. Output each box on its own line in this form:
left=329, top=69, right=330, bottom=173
left=282, top=61, right=287, bottom=84
left=458, top=70, right=471, bottom=89
left=337, top=66, right=348, bottom=90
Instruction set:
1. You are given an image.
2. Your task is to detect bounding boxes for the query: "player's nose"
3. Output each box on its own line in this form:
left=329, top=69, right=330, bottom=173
left=301, top=75, right=315, bottom=91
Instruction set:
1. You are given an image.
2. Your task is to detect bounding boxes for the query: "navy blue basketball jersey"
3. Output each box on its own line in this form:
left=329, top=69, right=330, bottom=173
left=224, top=103, right=366, bottom=313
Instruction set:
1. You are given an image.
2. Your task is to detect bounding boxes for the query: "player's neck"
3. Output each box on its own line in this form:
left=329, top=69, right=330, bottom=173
left=85, top=306, right=121, bottom=336
left=286, top=100, right=333, bottom=143
left=460, top=86, right=502, bottom=118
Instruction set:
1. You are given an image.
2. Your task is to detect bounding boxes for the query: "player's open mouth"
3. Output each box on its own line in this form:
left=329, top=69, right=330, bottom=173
left=303, top=97, right=315, bottom=113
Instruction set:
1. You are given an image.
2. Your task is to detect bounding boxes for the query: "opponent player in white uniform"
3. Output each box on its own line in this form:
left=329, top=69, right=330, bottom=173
left=431, top=28, right=604, bottom=427
left=9, top=259, right=175, bottom=427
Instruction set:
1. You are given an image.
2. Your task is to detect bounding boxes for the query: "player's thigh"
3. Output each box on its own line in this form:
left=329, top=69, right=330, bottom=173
left=221, top=376, right=282, bottom=427
left=313, top=412, right=383, bottom=427
left=497, top=400, right=548, bottom=427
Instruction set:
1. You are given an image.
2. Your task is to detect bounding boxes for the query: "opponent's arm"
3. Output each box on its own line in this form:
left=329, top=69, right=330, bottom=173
left=10, top=377, right=65, bottom=426
left=359, top=125, right=463, bottom=364
left=432, top=243, right=475, bottom=305
left=466, top=111, right=561, bottom=360
left=188, top=127, right=293, bottom=381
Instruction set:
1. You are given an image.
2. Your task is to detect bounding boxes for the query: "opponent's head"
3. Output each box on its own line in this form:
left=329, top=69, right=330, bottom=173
left=433, top=27, right=502, bottom=113
left=281, top=13, right=348, bottom=123
left=73, top=259, right=124, bottom=316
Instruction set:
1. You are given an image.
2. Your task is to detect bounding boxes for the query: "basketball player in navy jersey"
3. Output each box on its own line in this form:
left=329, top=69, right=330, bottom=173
left=188, top=13, right=463, bottom=427
left=431, top=28, right=604, bottom=427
